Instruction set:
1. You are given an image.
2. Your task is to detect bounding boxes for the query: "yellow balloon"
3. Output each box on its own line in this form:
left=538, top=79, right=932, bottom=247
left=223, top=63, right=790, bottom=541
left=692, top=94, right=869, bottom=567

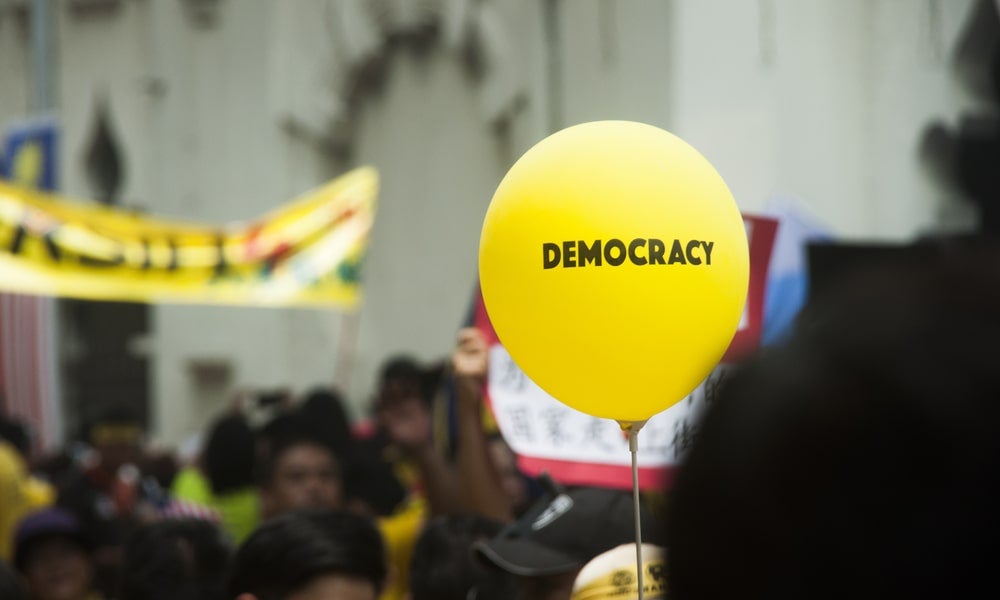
left=478, top=121, right=749, bottom=423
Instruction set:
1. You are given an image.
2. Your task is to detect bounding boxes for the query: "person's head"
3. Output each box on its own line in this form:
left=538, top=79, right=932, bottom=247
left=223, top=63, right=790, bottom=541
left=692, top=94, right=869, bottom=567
left=475, top=486, right=658, bottom=600
left=229, top=510, right=386, bottom=600
left=204, top=413, right=256, bottom=496
left=84, top=403, right=143, bottom=474
left=373, top=358, right=446, bottom=455
left=409, top=516, right=516, bottom=600
left=300, top=387, right=354, bottom=459
left=256, top=411, right=303, bottom=460
left=14, top=508, right=95, bottom=600
left=342, top=447, right=406, bottom=517
left=0, top=559, right=24, bottom=600
left=374, top=357, right=440, bottom=415
left=570, top=544, right=667, bottom=600
left=666, top=249, right=1000, bottom=599
left=258, top=429, right=343, bottom=519
left=119, top=518, right=232, bottom=600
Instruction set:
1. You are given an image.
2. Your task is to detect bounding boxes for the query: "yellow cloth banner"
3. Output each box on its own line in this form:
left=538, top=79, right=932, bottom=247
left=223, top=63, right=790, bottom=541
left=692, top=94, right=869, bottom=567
left=0, top=167, right=377, bottom=309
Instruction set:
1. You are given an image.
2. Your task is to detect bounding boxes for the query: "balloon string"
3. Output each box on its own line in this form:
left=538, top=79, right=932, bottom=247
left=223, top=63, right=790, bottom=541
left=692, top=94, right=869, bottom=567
left=629, top=424, right=644, bottom=600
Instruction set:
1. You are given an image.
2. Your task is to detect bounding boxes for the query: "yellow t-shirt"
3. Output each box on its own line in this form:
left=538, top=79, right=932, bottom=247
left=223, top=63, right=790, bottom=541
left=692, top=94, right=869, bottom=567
left=0, top=442, right=55, bottom=560
left=377, top=496, right=426, bottom=600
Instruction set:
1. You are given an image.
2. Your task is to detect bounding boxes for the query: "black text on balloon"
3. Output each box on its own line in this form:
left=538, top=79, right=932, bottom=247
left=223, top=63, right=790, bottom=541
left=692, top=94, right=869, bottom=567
left=542, top=239, right=714, bottom=269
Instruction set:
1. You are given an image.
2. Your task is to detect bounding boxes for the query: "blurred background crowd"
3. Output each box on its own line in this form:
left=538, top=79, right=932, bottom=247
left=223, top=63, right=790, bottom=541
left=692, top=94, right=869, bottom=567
left=0, top=325, right=675, bottom=600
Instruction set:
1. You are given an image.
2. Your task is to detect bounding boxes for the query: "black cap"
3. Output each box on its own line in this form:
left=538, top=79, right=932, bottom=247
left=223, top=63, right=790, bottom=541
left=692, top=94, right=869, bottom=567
left=474, top=486, right=651, bottom=577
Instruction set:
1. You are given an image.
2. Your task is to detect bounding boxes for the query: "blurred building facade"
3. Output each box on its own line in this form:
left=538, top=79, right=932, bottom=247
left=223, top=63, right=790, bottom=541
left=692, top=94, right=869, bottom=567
left=0, top=0, right=987, bottom=446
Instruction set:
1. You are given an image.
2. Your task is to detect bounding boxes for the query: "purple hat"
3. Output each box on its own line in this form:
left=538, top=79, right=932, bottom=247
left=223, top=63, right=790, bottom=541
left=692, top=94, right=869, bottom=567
left=13, top=507, right=91, bottom=571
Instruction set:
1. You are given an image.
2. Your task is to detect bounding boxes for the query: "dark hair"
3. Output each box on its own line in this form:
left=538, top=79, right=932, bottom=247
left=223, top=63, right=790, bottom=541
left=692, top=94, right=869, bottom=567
left=256, top=411, right=304, bottom=454
left=142, top=451, right=180, bottom=490
left=666, top=250, right=1000, bottom=599
left=419, top=362, right=446, bottom=407
left=119, top=519, right=232, bottom=600
left=0, top=415, right=31, bottom=457
left=342, top=443, right=407, bottom=516
left=378, top=356, right=424, bottom=388
left=204, top=414, right=256, bottom=495
left=300, top=387, right=354, bottom=458
left=228, top=510, right=386, bottom=599
left=256, top=416, right=340, bottom=488
left=410, top=516, right=516, bottom=600
left=0, top=559, right=24, bottom=600
left=376, top=357, right=445, bottom=414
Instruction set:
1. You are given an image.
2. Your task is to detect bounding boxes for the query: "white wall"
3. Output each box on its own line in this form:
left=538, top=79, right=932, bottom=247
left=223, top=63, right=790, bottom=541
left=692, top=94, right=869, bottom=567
left=55, top=0, right=151, bottom=204
left=346, top=46, right=508, bottom=407
left=662, top=0, right=979, bottom=237
left=867, top=0, right=982, bottom=235
left=141, top=0, right=346, bottom=442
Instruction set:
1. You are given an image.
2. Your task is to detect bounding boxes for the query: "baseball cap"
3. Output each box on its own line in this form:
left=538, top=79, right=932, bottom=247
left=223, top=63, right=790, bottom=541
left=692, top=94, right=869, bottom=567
left=473, top=486, right=654, bottom=577
left=13, top=507, right=92, bottom=571
left=571, top=543, right=667, bottom=600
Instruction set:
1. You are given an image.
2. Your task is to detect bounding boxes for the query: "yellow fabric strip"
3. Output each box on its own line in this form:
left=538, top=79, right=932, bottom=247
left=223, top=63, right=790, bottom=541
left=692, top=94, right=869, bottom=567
left=0, top=167, right=378, bottom=309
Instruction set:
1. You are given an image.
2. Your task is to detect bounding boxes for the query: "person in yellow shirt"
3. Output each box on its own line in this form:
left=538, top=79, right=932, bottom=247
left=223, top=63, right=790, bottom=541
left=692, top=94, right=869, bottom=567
left=230, top=510, right=387, bottom=600
left=372, top=329, right=544, bottom=600
left=0, top=441, right=55, bottom=561
left=254, top=407, right=421, bottom=600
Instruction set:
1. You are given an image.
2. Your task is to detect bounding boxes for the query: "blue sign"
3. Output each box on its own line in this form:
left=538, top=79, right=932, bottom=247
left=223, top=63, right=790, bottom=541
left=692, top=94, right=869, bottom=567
left=1, top=115, right=59, bottom=191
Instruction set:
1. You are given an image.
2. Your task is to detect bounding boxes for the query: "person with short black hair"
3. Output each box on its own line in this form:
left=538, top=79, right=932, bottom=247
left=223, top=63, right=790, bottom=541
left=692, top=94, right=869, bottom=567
left=300, top=387, right=354, bottom=460
left=410, top=515, right=516, bottom=600
left=666, top=249, right=1000, bottom=599
left=119, top=518, right=232, bottom=600
left=342, top=450, right=406, bottom=518
left=256, top=425, right=344, bottom=519
left=229, top=510, right=386, bottom=600
left=377, top=358, right=429, bottom=406
left=204, top=415, right=257, bottom=499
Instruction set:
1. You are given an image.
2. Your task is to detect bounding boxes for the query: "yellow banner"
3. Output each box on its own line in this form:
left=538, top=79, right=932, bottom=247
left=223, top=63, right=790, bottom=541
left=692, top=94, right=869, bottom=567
left=0, top=167, right=377, bottom=309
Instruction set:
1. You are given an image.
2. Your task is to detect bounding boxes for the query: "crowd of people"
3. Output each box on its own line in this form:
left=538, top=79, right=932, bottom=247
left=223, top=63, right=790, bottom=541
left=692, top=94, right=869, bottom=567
left=1, top=243, right=999, bottom=600
left=0, top=327, right=668, bottom=600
